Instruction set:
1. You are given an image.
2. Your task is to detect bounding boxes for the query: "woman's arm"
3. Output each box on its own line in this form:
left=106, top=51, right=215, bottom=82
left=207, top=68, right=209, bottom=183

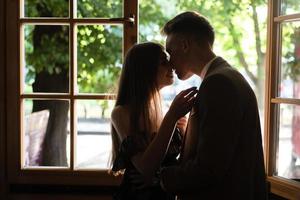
left=111, top=87, right=197, bottom=183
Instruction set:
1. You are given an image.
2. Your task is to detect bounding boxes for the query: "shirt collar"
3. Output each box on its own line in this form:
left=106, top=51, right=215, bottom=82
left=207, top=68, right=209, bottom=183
left=200, top=56, right=218, bottom=79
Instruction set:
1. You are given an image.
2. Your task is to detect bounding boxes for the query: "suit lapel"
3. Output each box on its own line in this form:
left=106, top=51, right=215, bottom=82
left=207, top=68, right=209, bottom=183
left=180, top=57, right=229, bottom=162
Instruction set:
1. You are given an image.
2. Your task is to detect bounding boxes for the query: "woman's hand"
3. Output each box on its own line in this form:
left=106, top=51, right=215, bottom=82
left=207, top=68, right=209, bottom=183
left=167, top=87, right=198, bottom=120
left=129, top=87, right=197, bottom=182
left=177, top=116, right=188, bottom=135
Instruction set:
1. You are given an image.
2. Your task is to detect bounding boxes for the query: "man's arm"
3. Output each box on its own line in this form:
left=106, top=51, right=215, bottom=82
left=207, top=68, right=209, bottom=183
left=161, top=74, right=243, bottom=193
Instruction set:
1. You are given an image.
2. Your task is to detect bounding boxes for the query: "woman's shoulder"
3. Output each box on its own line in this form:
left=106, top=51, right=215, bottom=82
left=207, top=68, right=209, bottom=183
left=111, top=105, right=131, bottom=138
left=111, top=105, right=129, bottom=120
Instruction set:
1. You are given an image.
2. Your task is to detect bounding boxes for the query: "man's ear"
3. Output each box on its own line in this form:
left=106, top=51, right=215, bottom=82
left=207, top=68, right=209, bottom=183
left=181, top=38, right=189, bottom=53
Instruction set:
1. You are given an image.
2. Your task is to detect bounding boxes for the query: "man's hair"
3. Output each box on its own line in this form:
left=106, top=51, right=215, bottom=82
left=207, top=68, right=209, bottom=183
left=162, top=11, right=215, bottom=46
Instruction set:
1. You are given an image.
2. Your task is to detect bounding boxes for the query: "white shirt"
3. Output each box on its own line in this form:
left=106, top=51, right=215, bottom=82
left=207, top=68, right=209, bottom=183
left=200, top=56, right=218, bottom=79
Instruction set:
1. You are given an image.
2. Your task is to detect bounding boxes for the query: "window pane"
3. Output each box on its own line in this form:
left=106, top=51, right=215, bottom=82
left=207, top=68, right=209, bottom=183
left=276, top=104, right=300, bottom=181
left=23, top=25, right=69, bottom=94
left=75, top=100, right=114, bottom=169
left=281, top=0, right=300, bottom=16
left=23, top=99, right=70, bottom=168
left=77, top=0, right=123, bottom=18
left=279, top=22, right=300, bottom=99
left=77, top=25, right=122, bottom=94
left=24, top=0, right=69, bottom=18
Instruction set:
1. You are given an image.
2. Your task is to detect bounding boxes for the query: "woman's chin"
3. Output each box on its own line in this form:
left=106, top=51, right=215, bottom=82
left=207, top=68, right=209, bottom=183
left=159, top=80, right=174, bottom=89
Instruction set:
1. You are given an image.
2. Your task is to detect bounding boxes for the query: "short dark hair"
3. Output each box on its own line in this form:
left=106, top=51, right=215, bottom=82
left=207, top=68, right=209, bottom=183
left=162, top=11, right=215, bottom=46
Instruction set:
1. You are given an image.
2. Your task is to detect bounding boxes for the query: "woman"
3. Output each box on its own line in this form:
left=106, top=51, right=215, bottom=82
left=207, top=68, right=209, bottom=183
left=110, top=42, right=197, bottom=200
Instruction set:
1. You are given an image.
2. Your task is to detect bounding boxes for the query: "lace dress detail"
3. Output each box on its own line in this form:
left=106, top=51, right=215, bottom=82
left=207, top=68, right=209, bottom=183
left=112, top=128, right=182, bottom=200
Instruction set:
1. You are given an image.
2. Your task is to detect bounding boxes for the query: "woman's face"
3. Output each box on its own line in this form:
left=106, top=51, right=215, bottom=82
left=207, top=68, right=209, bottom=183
left=156, top=50, right=174, bottom=89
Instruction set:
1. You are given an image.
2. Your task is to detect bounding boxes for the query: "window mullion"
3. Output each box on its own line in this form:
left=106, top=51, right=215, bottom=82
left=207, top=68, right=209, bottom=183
left=265, top=0, right=280, bottom=178
left=271, top=98, right=300, bottom=105
left=70, top=0, right=75, bottom=171
left=123, top=0, right=138, bottom=56
left=274, top=13, right=300, bottom=22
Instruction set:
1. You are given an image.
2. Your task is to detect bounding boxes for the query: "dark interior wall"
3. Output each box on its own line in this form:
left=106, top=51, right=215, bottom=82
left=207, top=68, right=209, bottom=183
left=0, top=0, right=7, bottom=199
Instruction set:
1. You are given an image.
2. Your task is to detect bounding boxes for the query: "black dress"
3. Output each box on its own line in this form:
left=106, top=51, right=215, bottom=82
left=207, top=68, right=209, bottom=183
left=112, top=128, right=182, bottom=200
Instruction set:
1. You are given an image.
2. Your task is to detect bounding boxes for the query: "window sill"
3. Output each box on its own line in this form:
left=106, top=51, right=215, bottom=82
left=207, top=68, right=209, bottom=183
left=268, top=176, right=300, bottom=199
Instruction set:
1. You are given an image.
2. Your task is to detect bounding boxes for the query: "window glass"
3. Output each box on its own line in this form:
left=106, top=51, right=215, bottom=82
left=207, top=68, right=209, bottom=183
left=23, top=99, right=70, bottom=168
left=23, top=25, right=69, bottom=94
left=276, top=104, right=300, bottom=181
left=77, top=0, right=123, bottom=18
left=281, top=0, right=300, bottom=16
left=24, top=0, right=69, bottom=17
left=279, top=21, right=300, bottom=99
left=74, top=100, right=115, bottom=169
left=77, top=25, right=122, bottom=94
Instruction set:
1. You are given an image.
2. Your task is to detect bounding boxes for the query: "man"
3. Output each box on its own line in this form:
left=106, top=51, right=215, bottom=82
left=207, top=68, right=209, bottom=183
left=160, top=11, right=267, bottom=200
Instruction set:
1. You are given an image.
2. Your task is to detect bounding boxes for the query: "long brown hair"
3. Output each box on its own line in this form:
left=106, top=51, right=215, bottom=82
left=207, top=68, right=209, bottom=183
left=110, top=42, right=164, bottom=168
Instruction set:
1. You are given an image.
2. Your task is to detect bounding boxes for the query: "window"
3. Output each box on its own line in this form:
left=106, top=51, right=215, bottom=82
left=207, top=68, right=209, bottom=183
left=265, top=0, right=300, bottom=198
left=5, top=0, right=300, bottom=197
left=6, top=0, right=137, bottom=185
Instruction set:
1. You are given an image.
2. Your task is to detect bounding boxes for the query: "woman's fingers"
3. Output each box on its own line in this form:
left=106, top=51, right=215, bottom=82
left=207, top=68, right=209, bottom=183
left=176, top=87, right=197, bottom=99
left=181, top=87, right=197, bottom=96
left=184, top=89, right=198, bottom=100
left=169, top=87, right=198, bottom=119
left=186, top=96, right=197, bottom=107
left=182, top=96, right=197, bottom=112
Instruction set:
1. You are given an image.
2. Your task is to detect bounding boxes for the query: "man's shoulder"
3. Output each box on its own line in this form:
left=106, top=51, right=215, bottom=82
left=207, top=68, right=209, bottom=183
left=206, top=63, right=248, bottom=87
left=202, top=71, right=234, bottom=88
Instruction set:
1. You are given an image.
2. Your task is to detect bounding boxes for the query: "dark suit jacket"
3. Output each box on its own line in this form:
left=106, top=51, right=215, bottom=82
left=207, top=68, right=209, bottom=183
left=161, top=57, right=267, bottom=200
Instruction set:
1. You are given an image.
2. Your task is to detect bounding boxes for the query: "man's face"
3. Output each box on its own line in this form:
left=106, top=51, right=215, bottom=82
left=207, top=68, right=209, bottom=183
left=166, top=34, right=193, bottom=80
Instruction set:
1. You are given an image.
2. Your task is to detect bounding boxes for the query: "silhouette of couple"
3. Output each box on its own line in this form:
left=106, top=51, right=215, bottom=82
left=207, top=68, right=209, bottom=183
left=110, top=11, right=267, bottom=200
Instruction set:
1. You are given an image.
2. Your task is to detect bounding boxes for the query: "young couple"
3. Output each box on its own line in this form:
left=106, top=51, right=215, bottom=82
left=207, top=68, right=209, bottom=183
left=110, top=11, right=267, bottom=200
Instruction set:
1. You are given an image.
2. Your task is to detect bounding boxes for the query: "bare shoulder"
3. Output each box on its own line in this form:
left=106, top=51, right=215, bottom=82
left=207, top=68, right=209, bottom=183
left=111, top=105, right=129, bottom=121
left=111, top=105, right=130, bottom=139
